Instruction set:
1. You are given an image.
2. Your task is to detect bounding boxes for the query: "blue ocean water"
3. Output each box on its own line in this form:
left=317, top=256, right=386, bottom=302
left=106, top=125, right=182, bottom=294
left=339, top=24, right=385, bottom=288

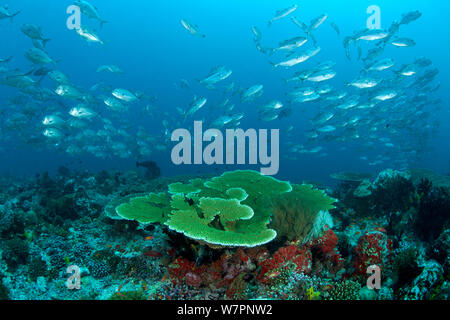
left=0, top=0, right=449, bottom=183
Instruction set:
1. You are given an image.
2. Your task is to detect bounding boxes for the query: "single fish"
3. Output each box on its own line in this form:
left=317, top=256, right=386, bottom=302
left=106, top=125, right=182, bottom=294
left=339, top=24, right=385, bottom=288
left=310, top=14, right=328, bottom=30
left=32, top=39, right=47, bottom=50
left=400, top=10, right=422, bottom=25
left=211, top=115, right=233, bottom=128
left=42, top=115, right=65, bottom=127
left=0, top=71, right=37, bottom=89
left=181, top=19, right=205, bottom=38
left=356, top=29, right=389, bottom=41
left=260, top=110, right=279, bottom=122
left=291, top=16, right=308, bottom=32
left=97, top=65, right=123, bottom=73
left=0, top=56, right=12, bottom=64
left=21, top=24, right=51, bottom=43
left=199, top=66, right=232, bottom=86
left=367, top=58, right=395, bottom=72
left=336, top=97, right=359, bottom=110
left=274, top=36, right=308, bottom=52
left=69, top=105, right=96, bottom=119
left=25, top=48, right=56, bottom=65
left=273, top=47, right=320, bottom=68
left=0, top=5, right=20, bottom=21
left=112, top=88, right=139, bottom=102
left=268, top=5, right=298, bottom=26
left=33, top=66, right=53, bottom=77
left=241, top=84, right=264, bottom=101
left=330, top=21, right=340, bottom=36
left=305, top=69, right=336, bottom=82
left=390, top=37, right=416, bottom=47
left=186, top=96, right=207, bottom=117
left=294, top=92, right=320, bottom=103
left=251, top=26, right=262, bottom=42
left=318, top=125, right=336, bottom=133
left=348, top=77, right=380, bottom=89
left=76, top=25, right=104, bottom=45
left=74, top=0, right=108, bottom=27
left=104, top=97, right=127, bottom=111
left=396, top=64, right=418, bottom=77
left=43, top=128, right=63, bottom=138
left=260, top=100, right=284, bottom=111
left=49, top=70, right=71, bottom=84
left=373, top=90, right=397, bottom=101
left=289, top=87, right=316, bottom=98
left=55, top=84, right=85, bottom=100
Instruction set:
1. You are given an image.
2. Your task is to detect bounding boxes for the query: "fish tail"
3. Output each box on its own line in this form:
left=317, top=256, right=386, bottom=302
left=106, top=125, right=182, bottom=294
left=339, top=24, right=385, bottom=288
left=10, top=10, right=20, bottom=22
left=37, top=75, right=46, bottom=85
left=307, top=30, right=317, bottom=45
left=22, top=69, right=35, bottom=77
left=266, top=48, right=275, bottom=56
left=53, top=59, right=61, bottom=65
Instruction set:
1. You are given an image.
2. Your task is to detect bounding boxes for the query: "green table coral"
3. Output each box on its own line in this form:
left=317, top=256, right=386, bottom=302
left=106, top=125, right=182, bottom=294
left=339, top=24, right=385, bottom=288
left=115, top=192, right=171, bottom=225
left=106, top=170, right=335, bottom=248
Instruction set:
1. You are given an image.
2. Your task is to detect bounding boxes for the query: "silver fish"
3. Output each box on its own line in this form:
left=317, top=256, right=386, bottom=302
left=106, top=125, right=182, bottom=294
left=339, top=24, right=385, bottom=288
left=181, top=19, right=205, bottom=38
left=112, top=88, right=138, bottom=103
left=268, top=4, right=298, bottom=26
left=0, top=5, right=20, bottom=21
left=74, top=0, right=108, bottom=27
left=76, top=25, right=104, bottom=44
left=273, top=47, right=320, bottom=68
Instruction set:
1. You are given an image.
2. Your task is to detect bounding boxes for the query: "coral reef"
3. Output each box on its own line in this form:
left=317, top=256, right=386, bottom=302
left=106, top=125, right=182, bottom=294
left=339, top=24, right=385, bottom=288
left=0, top=168, right=447, bottom=300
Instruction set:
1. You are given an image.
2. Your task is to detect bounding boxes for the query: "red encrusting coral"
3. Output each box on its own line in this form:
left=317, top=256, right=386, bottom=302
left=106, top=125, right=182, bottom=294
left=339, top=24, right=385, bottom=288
left=168, top=258, right=202, bottom=285
left=309, top=227, right=338, bottom=254
left=185, top=272, right=202, bottom=287
left=257, top=245, right=313, bottom=283
left=167, top=228, right=348, bottom=289
left=307, top=227, right=344, bottom=275
left=353, top=230, right=391, bottom=275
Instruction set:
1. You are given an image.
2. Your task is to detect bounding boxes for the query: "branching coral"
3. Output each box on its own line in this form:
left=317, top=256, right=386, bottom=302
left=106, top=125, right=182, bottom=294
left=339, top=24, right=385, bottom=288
left=370, top=169, right=415, bottom=215
left=325, top=280, right=361, bottom=300
left=269, top=184, right=337, bottom=243
left=414, top=181, right=450, bottom=242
